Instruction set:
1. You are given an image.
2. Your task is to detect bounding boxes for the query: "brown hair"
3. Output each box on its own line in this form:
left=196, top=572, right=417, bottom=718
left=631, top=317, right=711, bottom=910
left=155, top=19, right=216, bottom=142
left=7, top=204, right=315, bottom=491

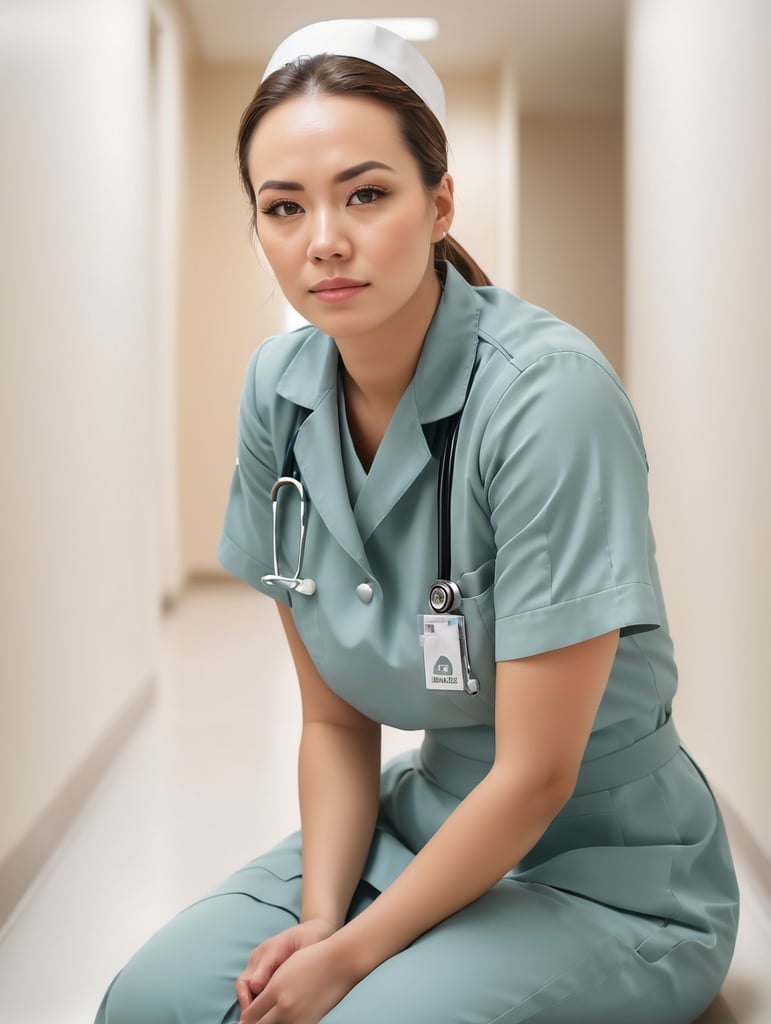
left=236, top=54, right=492, bottom=287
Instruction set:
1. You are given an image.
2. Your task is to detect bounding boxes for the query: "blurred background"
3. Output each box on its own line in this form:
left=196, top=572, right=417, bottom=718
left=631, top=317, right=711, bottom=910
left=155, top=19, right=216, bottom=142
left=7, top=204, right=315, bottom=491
left=0, top=0, right=769, bottom=1012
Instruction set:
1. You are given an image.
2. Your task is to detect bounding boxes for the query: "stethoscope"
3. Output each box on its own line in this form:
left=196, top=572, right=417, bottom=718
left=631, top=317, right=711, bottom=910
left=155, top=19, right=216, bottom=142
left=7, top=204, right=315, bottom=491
left=261, top=415, right=317, bottom=596
left=261, top=371, right=476, bottom=615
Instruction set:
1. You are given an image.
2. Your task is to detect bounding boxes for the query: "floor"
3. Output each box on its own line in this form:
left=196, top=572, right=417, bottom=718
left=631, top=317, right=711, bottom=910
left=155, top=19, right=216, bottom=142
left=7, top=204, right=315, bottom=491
left=0, top=582, right=769, bottom=1023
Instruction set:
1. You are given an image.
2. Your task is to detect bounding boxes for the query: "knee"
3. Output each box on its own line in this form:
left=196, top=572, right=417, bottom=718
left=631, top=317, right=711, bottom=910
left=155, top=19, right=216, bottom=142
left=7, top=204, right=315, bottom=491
left=94, top=971, right=160, bottom=1024
left=94, top=942, right=241, bottom=1024
left=93, top=950, right=181, bottom=1024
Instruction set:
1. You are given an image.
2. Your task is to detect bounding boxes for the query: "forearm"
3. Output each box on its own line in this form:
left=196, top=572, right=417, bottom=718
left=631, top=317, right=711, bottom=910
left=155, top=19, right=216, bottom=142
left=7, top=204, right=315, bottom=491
left=329, top=633, right=617, bottom=976
left=298, top=720, right=381, bottom=930
left=329, top=762, right=567, bottom=976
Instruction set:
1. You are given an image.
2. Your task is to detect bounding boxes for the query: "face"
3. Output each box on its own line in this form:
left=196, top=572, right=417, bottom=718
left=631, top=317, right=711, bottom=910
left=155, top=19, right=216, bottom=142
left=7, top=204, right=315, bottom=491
left=247, top=93, right=453, bottom=344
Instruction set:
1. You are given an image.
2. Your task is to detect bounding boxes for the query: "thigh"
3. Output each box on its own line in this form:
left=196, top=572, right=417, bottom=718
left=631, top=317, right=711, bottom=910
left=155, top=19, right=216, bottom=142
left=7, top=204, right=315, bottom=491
left=95, top=892, right=295, bottom=1024
left=323, top=880, right=688, bottom=1024
left=95, top=835, right=308, bottom=1024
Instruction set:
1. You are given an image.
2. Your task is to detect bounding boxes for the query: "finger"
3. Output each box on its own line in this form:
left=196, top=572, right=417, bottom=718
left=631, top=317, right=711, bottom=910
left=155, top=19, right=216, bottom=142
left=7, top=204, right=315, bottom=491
left=240, top=987, right=274, bottom=1024
left=248, top=954, right=278, bottom=995
left=235, top=975, right=253, bottom=1012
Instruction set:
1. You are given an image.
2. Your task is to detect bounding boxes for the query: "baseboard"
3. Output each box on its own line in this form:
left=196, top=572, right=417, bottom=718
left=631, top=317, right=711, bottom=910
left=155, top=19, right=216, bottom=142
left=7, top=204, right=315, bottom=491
left=0, top=676, right=157, bottom=933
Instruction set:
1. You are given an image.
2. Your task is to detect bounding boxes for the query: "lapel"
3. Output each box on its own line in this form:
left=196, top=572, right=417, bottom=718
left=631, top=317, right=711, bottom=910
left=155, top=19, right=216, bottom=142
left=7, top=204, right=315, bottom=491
left=353, top=265, right=481, bottom=544
left=276, top=328, right=370, bottom=571
left=274, top=264, right=482, bottom=560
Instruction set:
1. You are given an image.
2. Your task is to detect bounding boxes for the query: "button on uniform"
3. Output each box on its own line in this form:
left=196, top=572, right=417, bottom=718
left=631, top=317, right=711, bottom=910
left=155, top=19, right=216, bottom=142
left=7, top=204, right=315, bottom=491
left=356, top=582, right=374, bottom=604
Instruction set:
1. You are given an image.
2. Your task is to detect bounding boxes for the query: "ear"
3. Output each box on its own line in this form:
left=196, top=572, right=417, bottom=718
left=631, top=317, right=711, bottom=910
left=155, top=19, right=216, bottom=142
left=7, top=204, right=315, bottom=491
left=431, top=172, right=455, bottom=243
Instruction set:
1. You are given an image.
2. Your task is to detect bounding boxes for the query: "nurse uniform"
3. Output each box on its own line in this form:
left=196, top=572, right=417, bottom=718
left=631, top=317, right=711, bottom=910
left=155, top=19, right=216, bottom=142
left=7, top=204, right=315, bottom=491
left=95, top=264, right=739, bottom=1024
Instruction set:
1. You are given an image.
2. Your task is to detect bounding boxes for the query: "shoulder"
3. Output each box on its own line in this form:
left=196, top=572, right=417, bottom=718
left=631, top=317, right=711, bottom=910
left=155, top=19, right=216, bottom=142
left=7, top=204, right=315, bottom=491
left=244, top=325, right=316, bottom=396
left=461, top=285, right=646, bottom=467
left=239, top=324, right=329, bottom=436
left=474, top=284, right=619, bottom=383
left=470, top=286, right=631, bottom=415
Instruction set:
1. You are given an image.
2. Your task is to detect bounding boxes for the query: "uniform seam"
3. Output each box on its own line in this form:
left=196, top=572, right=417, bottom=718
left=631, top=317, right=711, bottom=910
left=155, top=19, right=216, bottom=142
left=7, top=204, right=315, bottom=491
left=630, top=633, right=665, bottom=706
left=652, top=770, right=684, bottom=845
left=220, top=532, right=270, bottom=573
left=485, top=349, right=632, bottom=416
left=596, top=490, right=618, bottom=588
left=478, top=351, right=642, bottom=505
left=495, top=581, right=655, bottom=621
left=482, top=936, right=647, bottom=1024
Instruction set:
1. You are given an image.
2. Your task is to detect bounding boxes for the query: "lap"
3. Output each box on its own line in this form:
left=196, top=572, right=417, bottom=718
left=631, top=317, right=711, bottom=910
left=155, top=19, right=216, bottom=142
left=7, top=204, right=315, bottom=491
left=95, top=861, right=718, bottom=1024
left=324, top=880, right=715, bottom=1024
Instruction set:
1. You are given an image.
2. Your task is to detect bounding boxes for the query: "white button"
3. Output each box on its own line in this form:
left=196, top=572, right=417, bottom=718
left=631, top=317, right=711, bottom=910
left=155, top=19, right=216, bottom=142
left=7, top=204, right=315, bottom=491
left=356, top=582, right=374, bottom=604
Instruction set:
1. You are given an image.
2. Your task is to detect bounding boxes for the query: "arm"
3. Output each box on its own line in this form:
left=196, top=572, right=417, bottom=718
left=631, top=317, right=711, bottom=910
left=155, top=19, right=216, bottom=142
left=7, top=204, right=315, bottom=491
left=331, top=628, right=619, bottom=976
left=277, top=603, right=382, bottom=931
left=236, top=604, right=381, bottom=1014
left=241, top=629, right=619, bottom=1023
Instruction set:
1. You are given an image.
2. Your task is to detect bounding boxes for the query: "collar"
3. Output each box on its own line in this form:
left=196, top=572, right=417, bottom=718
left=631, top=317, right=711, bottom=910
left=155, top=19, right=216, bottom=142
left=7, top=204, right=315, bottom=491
left=275, top=262, right=481, bottom=422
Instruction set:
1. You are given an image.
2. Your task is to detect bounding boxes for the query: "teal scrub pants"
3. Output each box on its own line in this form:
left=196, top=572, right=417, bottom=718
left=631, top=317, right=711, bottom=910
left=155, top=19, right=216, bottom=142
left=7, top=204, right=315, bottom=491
left=95, top=738, right=738, bottom=1024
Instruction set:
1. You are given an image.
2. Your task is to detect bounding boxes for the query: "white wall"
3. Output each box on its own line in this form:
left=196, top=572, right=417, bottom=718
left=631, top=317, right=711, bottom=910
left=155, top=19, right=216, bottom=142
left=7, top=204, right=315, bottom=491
left=0, top=0, right=187, bottom=900
left=626, top=0, right=771, bottom=858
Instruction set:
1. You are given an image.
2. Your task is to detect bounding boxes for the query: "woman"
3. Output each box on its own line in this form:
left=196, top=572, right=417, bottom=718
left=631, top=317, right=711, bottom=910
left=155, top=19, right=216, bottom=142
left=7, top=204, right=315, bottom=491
left=96, top=19, right=739, bottom=1024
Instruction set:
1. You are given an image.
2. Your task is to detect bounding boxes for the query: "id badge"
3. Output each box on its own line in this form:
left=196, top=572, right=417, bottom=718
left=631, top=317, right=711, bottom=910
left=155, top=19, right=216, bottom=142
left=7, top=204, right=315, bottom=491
left=418, top=614, right=474, bottom=693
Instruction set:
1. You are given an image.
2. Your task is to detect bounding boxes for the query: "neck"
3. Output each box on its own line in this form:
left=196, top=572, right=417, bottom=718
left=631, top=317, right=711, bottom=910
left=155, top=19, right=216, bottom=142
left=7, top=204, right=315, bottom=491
left=337, top=265, right=441, bottom=411
left=336, top=264, right=442, bottom=470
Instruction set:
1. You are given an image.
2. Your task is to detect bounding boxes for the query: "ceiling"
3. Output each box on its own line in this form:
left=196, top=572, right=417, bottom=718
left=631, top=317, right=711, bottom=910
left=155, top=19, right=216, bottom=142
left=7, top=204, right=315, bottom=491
left=177, top=0, right=626, bottom=112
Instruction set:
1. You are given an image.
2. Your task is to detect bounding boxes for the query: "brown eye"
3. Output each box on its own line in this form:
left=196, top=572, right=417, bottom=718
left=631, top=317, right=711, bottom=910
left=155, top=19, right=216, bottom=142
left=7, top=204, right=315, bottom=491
left=348, top=186, right=387, bottom=207
left=263, top=200, right=303, bottom=218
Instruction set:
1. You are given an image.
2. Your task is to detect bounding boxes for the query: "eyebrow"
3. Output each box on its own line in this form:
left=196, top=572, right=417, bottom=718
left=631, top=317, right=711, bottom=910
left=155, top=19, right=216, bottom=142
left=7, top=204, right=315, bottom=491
left=257, top=160, right=395, bottom=195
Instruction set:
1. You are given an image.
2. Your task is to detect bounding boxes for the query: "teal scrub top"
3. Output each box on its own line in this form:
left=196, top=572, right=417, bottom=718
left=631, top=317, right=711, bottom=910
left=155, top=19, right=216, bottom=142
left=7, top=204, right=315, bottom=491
left=218, top=262, right=673, bottom=760
left=217, top=260, right=738, bottom=963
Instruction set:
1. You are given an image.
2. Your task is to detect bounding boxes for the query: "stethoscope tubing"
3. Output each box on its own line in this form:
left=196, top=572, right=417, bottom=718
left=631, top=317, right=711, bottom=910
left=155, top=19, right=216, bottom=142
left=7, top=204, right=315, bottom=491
left=264, top=356, right=478, bottom=612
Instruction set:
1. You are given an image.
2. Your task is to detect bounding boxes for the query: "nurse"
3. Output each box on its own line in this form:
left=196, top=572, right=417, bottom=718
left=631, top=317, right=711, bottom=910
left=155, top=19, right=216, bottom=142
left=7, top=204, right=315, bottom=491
left=95, top=19, right=739, bottom=1024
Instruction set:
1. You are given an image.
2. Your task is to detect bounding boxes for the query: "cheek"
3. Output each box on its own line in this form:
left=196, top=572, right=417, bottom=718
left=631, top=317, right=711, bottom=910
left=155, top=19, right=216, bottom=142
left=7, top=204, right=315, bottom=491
left=259, top=231, right=303, bottom=282
left=370, top=205, right=435, bottom=263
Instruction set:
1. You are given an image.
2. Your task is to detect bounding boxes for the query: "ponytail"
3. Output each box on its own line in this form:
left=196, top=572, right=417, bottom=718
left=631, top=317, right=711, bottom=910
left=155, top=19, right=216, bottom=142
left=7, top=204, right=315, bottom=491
left=435, top=233, right=492, bottom=287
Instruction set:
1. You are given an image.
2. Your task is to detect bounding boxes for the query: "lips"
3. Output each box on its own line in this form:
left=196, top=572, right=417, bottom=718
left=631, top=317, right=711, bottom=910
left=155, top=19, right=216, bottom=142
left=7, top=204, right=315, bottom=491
left=309, top=278, right=368, bottom=293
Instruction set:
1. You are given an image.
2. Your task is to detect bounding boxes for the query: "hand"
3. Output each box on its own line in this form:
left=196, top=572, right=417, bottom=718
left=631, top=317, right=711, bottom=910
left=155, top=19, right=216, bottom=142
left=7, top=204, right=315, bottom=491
left=236, top=919, right=336, bottom=1014
left=239, top=936, right=357, bottom=1024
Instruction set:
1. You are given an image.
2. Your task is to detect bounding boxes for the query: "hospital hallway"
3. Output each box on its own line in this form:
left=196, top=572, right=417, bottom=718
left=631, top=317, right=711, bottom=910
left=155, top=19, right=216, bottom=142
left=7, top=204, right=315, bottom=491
left=0, top=582, right=767, bottom=1023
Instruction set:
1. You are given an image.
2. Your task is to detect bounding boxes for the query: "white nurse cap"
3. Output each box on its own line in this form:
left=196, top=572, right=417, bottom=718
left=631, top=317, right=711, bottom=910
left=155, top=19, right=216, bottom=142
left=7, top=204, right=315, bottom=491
left=261, top=19, right=446, bottom=127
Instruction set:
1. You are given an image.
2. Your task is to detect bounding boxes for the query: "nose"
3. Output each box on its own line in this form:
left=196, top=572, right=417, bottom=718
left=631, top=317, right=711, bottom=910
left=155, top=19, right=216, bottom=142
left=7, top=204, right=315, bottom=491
left=306, top=207, right=351, bottom=263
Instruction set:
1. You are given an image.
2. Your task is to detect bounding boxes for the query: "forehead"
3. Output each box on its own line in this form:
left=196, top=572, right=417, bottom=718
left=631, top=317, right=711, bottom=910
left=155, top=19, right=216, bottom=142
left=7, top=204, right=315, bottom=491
left=248, top=93, right=413, bottom=176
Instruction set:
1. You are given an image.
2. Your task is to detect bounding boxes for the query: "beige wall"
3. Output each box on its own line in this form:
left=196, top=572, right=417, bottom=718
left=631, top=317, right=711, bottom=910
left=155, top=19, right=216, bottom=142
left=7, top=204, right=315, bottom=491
left=0, top=0, right=188, bottom=910
left=626, top=0, right=771, bottom=858
left=444, top=72, right=508, bottom=287
left=520, top=113, right=624, bottom=373
left=178, top=63, right=286, bottom=579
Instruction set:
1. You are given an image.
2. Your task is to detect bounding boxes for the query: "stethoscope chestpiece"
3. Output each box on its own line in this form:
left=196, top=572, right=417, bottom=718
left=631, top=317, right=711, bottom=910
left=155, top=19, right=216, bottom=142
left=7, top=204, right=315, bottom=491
left=428, top=579, right=462, bottom=615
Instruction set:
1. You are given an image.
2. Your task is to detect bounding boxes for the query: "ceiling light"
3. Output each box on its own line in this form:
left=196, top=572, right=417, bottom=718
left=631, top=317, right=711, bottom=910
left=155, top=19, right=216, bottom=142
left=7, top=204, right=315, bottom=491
left=364, top=18, right=439, bottom=42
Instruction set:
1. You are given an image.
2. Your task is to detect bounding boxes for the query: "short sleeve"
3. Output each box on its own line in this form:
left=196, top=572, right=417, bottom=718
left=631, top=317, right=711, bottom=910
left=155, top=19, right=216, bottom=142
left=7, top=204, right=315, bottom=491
left=482, top=351, right=661, bottom=660
left=217, top=347, right=292, bottom=606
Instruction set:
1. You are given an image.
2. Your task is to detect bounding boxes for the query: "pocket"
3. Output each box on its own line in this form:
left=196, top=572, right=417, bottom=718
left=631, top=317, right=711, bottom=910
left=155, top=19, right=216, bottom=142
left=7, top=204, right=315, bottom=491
left=457, top=558, right=495, bottom=598
left=634, top=923, right=683, bottom=964
left=459, top=580, right=496, bottom=716
left=203, top=833, right=304, bottom=906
